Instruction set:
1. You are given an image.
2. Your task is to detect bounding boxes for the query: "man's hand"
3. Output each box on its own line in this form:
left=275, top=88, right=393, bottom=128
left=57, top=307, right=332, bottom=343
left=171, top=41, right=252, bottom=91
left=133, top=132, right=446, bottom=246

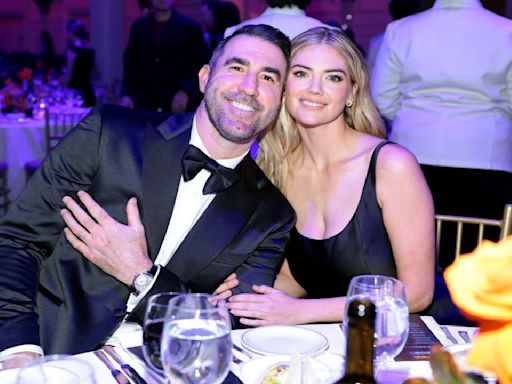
left=227, top=285, right=302, bottom=327
left=61, top=191, right=152, bottom=286
left=171, top=90, right=189, bottom=114
left=119, top=95, right=134, bottom=108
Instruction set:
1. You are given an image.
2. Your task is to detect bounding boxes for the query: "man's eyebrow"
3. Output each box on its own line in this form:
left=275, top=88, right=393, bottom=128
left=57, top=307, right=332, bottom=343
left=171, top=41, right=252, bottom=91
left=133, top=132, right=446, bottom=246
left=224, top=57, right=249, bottom=67
left=224, top=57, right=282, bottom=82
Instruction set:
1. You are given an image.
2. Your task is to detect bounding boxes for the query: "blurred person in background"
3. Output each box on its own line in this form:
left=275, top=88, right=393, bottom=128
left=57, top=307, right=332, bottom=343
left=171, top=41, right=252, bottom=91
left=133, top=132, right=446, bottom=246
left=65, top=19, right=97, bottom=107
left=120, top=0, right=208, bottom=113
left=371, top=0, right=512, bottom=268
left=224, top=0, right=335, bottom=40
left=366, top=0, right=422, bottom=75
left=201, top=0, right=240, bottom=56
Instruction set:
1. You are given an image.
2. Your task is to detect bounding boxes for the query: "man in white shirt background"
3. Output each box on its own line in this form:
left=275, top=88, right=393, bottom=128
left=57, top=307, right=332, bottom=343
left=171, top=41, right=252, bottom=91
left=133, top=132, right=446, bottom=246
left=370, top=0, right=512, bottom=268
left=224, top=0, right=335, bottom=40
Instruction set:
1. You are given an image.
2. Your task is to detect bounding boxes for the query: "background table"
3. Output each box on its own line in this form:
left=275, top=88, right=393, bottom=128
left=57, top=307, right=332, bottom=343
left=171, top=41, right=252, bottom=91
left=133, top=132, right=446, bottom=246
left=0, top=114, right=45, bottom=201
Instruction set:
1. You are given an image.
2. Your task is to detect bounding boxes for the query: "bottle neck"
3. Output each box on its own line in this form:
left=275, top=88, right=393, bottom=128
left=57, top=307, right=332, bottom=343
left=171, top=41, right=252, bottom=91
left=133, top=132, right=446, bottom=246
left=343, top=321, right=375, bottom=379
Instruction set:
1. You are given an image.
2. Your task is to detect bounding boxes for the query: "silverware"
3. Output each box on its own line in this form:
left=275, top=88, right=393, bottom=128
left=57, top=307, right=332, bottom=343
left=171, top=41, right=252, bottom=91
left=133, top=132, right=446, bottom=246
left=232, top=343, right=253, bottom=360
left=440, top=326, right=459, bottom=345
left=94, top=350, right=131, bottom=384
left=103, top=346, right=148, bottom=384
left=458, top=330, right=472, bottom=344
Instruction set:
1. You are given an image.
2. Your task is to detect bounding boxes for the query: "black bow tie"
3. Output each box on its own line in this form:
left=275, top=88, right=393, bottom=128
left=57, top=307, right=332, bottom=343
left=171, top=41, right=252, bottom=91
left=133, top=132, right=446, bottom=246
left=182, top=145, right=240, bottom=195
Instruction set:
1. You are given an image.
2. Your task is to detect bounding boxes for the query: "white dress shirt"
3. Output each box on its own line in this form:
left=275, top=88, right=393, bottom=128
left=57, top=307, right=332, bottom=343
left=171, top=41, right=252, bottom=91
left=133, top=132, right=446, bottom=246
left=0, top=116, right=248, bottom=355
left=371, top=0, right=512, bottom=173
left=224, top=6, right=335, bottom=40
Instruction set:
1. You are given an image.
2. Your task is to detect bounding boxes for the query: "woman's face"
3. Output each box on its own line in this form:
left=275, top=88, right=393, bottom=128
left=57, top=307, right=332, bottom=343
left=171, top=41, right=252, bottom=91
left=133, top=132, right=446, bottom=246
left=285, top=43, right=355, bottom=128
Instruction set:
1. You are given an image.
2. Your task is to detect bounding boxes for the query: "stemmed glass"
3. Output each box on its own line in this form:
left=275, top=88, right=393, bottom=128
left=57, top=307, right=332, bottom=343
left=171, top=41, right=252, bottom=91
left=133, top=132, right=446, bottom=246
left=142, top=291, right=179, bottom=374
left=344, top=275, right=409, bottom=364
left=161, top=293, right=232, bottom=384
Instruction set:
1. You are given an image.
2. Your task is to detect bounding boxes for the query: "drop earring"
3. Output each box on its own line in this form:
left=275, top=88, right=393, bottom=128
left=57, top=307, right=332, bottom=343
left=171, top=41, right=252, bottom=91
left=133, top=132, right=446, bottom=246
left=345, top=100, right=353, bottom=108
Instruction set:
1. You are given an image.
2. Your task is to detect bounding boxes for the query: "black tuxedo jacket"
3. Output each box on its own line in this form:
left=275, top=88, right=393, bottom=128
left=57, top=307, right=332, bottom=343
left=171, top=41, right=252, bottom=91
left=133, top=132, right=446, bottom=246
left=0, top=105, right=295, bottom=354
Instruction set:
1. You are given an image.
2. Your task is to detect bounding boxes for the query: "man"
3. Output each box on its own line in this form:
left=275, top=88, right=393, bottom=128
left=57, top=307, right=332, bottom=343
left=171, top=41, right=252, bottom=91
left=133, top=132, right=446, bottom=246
left=370, top=0, right=512, bottom=267
left=120, top=0, right=209, bottom=112
left=224, top=0, right=335, bottom=40
left=0, top=25, right=294, bottom=360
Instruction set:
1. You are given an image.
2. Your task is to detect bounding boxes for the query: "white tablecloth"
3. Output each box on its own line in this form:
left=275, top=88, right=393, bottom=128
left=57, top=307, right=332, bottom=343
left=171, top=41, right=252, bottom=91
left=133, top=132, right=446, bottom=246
left=0, top=114, right=45, bottom=201
left=0, top=317, right=478, bottom=384
left=0, top=107, right=91, bottom=203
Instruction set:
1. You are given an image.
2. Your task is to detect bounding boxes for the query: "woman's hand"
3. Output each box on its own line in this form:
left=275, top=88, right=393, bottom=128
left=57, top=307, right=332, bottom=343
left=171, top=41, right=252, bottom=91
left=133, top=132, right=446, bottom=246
left=212, top=273, right=239, bottom=300
left=228, top=285, right=303, bottom=326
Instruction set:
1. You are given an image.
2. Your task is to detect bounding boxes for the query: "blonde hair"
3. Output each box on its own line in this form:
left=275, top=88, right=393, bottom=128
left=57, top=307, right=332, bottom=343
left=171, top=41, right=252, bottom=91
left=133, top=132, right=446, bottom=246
left=257, top=27, right=385, bottom=190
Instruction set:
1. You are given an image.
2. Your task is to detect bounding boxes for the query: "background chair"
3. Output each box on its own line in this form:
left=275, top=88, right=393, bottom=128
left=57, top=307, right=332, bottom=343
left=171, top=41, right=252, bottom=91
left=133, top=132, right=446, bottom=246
left=421, top=204, right=512, bottom=326
left=0, top=162, right=10, bottom=215
left=435, top=203, right=512, bottom=262
left=24, top=108, right=85, bottom=181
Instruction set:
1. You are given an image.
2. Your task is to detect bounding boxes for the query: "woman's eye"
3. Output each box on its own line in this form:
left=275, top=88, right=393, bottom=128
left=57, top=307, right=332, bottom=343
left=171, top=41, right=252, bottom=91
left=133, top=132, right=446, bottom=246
left=292, top=70, right=307, bottom=78
left=327, top=74, right=343, bottom=82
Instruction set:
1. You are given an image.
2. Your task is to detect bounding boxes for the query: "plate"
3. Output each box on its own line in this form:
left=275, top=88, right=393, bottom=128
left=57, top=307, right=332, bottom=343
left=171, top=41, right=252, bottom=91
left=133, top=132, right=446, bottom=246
left=239, top=355, right=332, bottom=384
left=241, top=326, right=329, bottom=356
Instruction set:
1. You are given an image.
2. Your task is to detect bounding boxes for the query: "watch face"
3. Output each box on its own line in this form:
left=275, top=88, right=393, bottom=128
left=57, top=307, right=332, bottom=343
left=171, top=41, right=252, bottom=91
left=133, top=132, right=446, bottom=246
left=134, top=272, right=152, bottom=292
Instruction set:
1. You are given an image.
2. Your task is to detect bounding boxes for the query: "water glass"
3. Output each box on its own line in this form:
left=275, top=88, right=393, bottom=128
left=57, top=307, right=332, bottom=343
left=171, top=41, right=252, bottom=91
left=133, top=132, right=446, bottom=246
left=161, top=293, right=232, bottom=384
left=344, top=275, right=409, bottom=362
left=142, top=291, right=179, bottom=373
left=16, top=354, right=95, bottom=383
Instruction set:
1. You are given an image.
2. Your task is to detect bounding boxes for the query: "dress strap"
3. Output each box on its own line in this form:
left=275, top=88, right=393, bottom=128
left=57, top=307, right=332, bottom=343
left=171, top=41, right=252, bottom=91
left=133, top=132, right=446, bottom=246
left=369, top=140, right=394, bottom=185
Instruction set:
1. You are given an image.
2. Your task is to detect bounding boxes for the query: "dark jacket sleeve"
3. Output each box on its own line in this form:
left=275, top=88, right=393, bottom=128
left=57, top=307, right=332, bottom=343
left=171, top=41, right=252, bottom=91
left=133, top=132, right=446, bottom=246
left=0, top=106, right=104, bottom=351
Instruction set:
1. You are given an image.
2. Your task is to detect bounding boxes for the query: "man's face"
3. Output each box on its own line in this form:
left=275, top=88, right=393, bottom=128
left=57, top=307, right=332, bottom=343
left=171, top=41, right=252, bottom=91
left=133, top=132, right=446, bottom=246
left=199, top=35, right=287, bottom=144
left=152, top=0, right=173, bottom=12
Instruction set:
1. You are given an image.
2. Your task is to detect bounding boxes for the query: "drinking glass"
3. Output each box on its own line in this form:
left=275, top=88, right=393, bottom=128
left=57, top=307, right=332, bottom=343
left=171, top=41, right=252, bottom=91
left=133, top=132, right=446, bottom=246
left=16, top=354, right=95, bottom=383
left=161, top=293, right=232, bottom=384
left=143, top=291, right=179, bottom=373
left=344, top=275, right=409, bottom=363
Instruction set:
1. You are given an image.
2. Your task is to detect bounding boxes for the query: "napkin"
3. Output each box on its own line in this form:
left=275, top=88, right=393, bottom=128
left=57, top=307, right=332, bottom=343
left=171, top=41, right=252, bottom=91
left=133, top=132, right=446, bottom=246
left=444, top=236, right=512, bottom=384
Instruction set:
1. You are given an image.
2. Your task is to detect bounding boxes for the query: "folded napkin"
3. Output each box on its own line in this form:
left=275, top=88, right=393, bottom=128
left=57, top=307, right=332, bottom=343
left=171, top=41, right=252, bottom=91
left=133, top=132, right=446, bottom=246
left=444, top=236, right=512, bottom=384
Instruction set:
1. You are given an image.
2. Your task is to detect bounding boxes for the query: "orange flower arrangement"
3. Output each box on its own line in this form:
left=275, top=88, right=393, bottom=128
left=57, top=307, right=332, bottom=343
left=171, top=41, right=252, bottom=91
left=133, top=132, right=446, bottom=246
left=444, top=235, right=512, bottom=384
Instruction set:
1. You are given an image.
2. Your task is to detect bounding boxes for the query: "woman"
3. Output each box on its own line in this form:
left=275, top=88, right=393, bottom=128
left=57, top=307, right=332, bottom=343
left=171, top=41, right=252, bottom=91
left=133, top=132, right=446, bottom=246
left=219, top=27, right=435, bottom=326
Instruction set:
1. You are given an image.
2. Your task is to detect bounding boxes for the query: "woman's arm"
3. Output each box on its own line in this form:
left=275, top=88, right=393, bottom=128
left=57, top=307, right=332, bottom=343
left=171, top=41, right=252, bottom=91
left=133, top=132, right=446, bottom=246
left=376, top=144, right=435, bottom=312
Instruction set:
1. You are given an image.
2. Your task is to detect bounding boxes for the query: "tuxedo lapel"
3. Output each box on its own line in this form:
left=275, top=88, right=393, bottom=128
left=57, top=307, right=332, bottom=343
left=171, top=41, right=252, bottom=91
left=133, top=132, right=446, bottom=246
left=142, top=114, right=193, bottom=259
left=167, top=157, right=262, bottom=282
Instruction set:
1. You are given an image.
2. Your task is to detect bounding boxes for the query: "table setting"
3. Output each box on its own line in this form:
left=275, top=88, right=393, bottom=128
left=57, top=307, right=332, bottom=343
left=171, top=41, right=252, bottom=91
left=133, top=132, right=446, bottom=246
left=6, top=237, right=512, bottom=384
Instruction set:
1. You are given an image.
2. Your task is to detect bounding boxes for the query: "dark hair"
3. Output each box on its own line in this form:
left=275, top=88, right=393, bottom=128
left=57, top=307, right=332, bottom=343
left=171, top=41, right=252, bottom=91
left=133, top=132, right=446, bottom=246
left=66, top=19, right=89, bottom=40
left=388, top=0, right=422, bottom=20
left=209, top=24, right=291, bottom=70
left=266, top=0, right=312, bottom=10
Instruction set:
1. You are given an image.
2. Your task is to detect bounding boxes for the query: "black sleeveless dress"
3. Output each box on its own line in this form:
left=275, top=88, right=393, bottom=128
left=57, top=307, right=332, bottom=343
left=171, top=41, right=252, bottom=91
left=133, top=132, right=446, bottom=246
left=287, top=141, right=397, bottom=298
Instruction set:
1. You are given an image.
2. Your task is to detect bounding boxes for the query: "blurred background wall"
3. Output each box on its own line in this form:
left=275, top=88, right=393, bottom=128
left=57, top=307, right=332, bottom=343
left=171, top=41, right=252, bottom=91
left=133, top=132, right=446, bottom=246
left=0, top=0, right=509, bottom=93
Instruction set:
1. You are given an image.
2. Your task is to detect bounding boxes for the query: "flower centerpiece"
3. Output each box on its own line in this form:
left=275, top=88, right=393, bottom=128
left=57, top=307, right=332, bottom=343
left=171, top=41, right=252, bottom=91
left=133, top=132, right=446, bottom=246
left=444, top=236, right=512, bottom=384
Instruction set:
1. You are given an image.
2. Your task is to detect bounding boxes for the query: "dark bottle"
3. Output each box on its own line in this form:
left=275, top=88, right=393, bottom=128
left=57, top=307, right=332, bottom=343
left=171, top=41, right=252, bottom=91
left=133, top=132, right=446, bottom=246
left=334, top=299, right=377, bottom=384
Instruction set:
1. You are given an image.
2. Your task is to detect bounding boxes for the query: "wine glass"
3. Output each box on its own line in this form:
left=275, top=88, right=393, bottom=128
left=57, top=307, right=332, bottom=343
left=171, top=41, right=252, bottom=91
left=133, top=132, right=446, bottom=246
left=344, top=275, right=409, bottom=364
left=16, top=354, right=96, bottom=383
left=161, top=293, right=232, bottom=384
left=142, top=291, right=179, bottom=373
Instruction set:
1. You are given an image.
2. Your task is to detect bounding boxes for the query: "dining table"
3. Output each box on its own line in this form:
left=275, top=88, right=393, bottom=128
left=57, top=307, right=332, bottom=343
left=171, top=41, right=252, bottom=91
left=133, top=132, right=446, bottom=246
left=0, top=315, right=480, bottom=384
left=0, top=107, right=91, bottom=202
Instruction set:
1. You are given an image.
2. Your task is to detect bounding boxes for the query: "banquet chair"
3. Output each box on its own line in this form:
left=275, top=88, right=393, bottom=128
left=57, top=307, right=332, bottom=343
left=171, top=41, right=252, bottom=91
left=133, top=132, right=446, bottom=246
left=0, top=162, right=10, bottom=215
left=435, top=203, right=512, bottom=261
left=25, top=108, right=84, bottom=181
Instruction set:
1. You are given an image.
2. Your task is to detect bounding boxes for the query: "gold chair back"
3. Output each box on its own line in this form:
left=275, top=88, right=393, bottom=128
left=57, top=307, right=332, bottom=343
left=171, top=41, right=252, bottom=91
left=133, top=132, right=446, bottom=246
left=435, top=204, right=512, bottom=261
left=44, top=108, right=84, bottom=155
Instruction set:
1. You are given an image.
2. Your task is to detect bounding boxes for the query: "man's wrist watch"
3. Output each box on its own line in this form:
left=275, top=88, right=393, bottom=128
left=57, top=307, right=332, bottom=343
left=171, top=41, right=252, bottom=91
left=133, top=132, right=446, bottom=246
left=130, top=265, right=158, bottom=296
